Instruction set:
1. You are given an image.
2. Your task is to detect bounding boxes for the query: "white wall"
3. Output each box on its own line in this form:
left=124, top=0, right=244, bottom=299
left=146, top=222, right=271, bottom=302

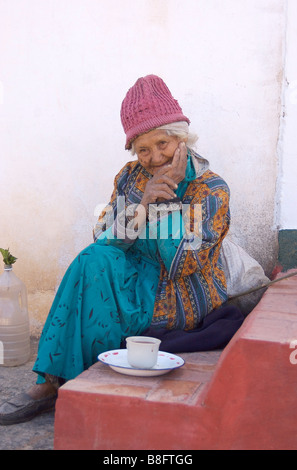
left=277, top=0, right=297, bottom=229
left=0, top=0, right=287, bottom=332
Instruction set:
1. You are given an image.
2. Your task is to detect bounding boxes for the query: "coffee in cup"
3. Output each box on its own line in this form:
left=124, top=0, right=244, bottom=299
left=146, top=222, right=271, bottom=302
left=126, top=336, right=161, bottom=369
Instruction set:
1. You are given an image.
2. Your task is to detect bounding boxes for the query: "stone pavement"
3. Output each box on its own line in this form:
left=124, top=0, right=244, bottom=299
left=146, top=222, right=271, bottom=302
left=0, top=337, right=55, bottom=450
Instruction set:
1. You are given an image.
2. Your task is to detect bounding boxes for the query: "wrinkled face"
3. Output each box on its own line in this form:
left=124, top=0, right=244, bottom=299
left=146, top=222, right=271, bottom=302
left=133, top=129, right=181, bottom=175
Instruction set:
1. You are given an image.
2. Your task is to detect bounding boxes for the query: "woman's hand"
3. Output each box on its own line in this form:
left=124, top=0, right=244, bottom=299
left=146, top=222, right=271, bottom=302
left=131, top=167, right=177, bottom=232
left=164, top=141, right=187, bottom=185
left=140, top=166, right=178, bottom=210
left=139, top=141, right=188, bottom=211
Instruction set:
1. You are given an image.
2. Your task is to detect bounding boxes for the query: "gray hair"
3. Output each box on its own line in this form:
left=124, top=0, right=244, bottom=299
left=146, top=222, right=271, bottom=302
left=130, top=121, right=198, bottom=156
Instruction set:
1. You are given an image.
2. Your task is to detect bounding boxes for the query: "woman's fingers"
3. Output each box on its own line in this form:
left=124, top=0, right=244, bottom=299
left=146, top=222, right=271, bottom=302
left=172, top=142, right=187, bottom=168
left=142, top=181, right=177, bottom=206
left=165, top=142, right=187, bottom=183
left=172, top=145, right=181, bottom=166
left=155, top=163, right=172, bottom=174
left=152, top=173, right=178, bottom=190
left=151, top=183, right=176, bottom=199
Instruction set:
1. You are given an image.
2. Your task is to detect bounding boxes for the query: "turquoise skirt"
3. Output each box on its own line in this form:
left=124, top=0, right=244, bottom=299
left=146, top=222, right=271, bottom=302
left=33, top=156, right=199, bottom=383
left=33, top=239, right=160, bottom=383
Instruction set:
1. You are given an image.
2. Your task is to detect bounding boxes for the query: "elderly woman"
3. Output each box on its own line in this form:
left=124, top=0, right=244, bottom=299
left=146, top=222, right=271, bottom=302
left=0, top=75, right=243, bottom=425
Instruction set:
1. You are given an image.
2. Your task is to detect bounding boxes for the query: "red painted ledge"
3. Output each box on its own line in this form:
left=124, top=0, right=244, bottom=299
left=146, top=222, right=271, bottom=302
left=54, top=270, right=297, bottom=450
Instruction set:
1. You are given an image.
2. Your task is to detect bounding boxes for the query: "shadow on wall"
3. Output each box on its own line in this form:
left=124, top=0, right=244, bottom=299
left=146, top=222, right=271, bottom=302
left=278, top=230, right=297, bottom=272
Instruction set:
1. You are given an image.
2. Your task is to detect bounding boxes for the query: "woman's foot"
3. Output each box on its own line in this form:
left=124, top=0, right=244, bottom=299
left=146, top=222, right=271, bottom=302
left=27, top=382, right=57, bottom=400
left=0, top=382, right=58, bottom=426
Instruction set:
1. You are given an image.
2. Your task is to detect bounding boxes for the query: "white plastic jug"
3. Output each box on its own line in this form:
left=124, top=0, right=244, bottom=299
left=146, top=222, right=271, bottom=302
left=0, top=264, right=30, bottom=366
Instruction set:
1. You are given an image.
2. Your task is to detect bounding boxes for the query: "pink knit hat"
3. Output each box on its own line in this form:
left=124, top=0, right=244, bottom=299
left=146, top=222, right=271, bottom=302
left=121, top=75, right=190, bottom=149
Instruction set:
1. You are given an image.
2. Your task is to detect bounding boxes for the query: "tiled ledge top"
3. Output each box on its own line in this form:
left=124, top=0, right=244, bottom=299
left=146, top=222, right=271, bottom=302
left=59, top=349, right=222, bottom=406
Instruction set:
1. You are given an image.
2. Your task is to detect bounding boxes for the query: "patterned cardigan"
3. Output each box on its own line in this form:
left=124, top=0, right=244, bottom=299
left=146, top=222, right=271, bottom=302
left=93, top=151, right=230, bottom=331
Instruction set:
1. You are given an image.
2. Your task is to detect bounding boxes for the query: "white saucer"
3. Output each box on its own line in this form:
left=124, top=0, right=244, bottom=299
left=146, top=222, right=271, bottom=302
left=98, top=349, right=185, bottom=377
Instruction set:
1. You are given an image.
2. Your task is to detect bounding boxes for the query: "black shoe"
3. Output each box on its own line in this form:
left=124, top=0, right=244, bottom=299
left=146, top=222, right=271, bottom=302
left=0, top=392, right=57, bottom=425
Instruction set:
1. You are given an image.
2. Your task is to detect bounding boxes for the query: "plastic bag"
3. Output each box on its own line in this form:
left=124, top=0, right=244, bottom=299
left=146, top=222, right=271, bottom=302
left=220, top=236, right=270, bottom=315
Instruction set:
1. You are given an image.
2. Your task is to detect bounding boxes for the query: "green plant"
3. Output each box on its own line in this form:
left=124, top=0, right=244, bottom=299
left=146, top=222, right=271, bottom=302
left=0, top=248, right=17, bottom=266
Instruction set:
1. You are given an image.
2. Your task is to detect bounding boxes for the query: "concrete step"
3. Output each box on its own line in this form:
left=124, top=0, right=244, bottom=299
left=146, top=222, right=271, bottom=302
left=53, top=350, right=221, bottom=450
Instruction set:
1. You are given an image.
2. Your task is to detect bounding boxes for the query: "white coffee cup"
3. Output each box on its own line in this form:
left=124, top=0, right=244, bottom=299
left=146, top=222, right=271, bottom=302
left=126, top=336, right=161, bottom=369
